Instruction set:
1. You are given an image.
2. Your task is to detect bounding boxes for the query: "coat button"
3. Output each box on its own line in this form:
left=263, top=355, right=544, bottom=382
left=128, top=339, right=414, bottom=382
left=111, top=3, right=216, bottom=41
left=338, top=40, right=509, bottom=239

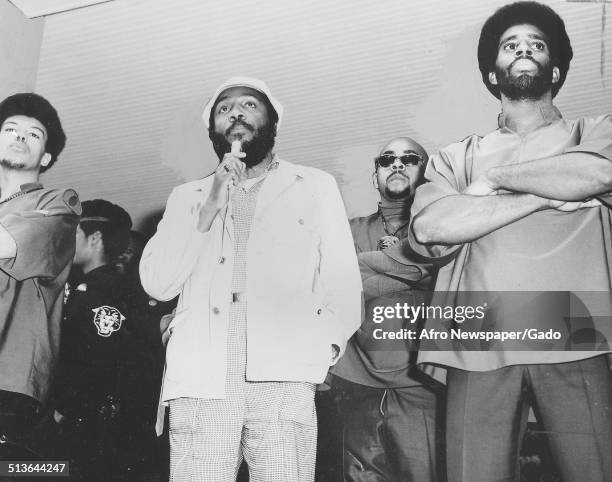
left=316, top=308, right=322, bottom=315
left=218, top=256, right=225, bottom=264
left=212, top=307, right=220, bottom=315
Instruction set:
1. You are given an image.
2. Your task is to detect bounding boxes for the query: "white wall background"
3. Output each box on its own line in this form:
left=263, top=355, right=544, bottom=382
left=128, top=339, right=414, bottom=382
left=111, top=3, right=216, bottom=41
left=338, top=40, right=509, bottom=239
left=31, top=0, right=612, bottom=228
left=0, top=1, right=43, bottom=99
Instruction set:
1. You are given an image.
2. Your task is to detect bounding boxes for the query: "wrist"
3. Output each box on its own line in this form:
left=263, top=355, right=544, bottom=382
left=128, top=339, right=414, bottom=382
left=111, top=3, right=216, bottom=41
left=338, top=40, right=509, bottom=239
left=527, top=194, right=554, bottom=211
left=196, top=199, right=223, bottom=233
left=484, top=167, right=502, bottom=191
left=203, top=193, right=225, bottom=213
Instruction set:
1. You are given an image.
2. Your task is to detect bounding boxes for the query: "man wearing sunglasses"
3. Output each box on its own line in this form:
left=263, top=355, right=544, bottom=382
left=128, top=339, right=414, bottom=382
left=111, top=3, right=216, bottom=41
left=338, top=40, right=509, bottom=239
left=331, top=137, right=442, bottom=481
left=405, top=2, right=612, bottom=480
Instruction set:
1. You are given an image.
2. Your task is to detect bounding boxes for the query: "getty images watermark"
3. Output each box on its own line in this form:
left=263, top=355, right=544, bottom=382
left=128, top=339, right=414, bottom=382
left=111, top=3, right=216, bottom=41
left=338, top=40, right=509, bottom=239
left=372, top=302, right=560, bottom=342
left=363, top=292, right=612, bottom=351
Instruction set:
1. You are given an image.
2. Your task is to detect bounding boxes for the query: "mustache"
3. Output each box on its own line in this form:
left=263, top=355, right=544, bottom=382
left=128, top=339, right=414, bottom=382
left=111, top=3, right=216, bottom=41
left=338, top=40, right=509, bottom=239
left=387, top=171, right=409, bottom=180
left=509, top=56, right=542, bottom=70
left=225, top=119, right=255, bottom=136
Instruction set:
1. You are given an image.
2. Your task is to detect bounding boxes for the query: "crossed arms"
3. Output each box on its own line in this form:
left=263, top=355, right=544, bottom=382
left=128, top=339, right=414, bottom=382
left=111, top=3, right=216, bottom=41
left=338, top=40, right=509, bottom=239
left=413, top=148, right=612, bottom=246
left=0, top=224, right=17, bottom=258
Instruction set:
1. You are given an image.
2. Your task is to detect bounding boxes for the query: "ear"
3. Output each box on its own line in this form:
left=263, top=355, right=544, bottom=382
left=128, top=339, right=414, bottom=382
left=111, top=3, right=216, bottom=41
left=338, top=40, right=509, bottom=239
left=488, top=71, right=498, bottom=86
left=551, top=66, right=560, bottom=85
left=40, top=152, right=52, bottom=168
left=88, top=230, right=103, bottom=247
left=372, top=171, right=379, bottom=190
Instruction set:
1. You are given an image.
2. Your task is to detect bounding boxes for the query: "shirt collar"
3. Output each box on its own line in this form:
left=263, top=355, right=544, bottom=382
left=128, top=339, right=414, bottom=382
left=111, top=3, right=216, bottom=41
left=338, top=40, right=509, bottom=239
left=0, top=182, right=44, bottom=204
left=240, top=155, right=279, bottom=190
left=19, top=182, right=43, bottom=192
left=498, top=105, right=562, bottom=132
left=265, top=154, right=280, bottom=173
left=249, top=154, right=280, bottom=180
left=83, top=264, right=114, bottom=280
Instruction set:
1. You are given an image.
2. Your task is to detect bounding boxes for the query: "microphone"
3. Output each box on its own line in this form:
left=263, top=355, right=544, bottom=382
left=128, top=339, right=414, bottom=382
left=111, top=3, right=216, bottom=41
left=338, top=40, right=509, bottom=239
left=231, top=140, right=242, bottom=156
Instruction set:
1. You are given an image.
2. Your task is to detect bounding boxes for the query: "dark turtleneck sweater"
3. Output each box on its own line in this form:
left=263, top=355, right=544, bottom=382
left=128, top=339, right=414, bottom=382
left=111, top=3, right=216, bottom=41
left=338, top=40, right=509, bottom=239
left=331, top=198, right=436, bottom=388
left=351, top=199, right=412, bottom=253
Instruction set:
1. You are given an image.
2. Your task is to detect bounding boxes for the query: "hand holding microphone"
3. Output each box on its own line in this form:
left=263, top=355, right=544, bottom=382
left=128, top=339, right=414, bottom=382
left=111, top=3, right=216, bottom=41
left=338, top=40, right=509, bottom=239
left=228, top=140, right=247, bottom=186
left=222, top=140, right=247, bottom=187
left=208, top=140, right=246, bottom=210
left=198, top=141, right=247, bottom=232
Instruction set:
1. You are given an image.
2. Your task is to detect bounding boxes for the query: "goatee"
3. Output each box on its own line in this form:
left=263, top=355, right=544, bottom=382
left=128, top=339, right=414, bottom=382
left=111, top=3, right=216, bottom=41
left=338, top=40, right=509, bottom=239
left=384, top=173, right=413, bottom=200
left=211, top=121, right=276, bottom=167
left=496, top=58, right=553, bottom=101
left=0, top=158, right=26, bottom=170
left=384, top=186, right=412, bottom=200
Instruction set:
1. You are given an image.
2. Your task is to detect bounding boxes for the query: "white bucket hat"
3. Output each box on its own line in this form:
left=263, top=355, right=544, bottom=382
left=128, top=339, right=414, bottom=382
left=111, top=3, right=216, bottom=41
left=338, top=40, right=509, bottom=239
left=202, top=76, right=283, bottom=130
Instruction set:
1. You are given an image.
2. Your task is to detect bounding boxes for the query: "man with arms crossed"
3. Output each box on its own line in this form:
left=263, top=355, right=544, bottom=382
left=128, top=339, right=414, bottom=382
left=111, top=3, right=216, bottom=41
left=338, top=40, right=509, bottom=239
left=0, top=93, right=80, bottom=456
left=332, top=137, right=442, bottom=481
left=140, top=77, right=361, bottom=481
left=409, top=2, right=612, bottom=480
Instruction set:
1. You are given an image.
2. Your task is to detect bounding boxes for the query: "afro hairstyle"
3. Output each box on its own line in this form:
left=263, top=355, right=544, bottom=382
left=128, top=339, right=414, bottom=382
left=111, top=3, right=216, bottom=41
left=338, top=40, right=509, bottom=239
left=477, top=1, right=573, bottom=99
left=0, top=93, right=66, bottom=172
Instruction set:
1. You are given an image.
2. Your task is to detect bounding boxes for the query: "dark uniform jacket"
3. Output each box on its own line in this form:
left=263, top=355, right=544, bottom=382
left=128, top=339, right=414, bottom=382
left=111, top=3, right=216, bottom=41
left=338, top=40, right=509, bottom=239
left=54, top=265, right=133, bottom=419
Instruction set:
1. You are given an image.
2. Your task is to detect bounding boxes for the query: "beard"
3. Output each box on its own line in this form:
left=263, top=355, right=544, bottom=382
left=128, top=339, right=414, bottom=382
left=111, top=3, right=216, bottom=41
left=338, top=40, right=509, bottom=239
left=495, top=57, right=553, bottom=101
left=210, top=120, right=276, bottom=167
left=384, top=173, right=413, bottom=200
left=0, top=158, right=27, bottom=170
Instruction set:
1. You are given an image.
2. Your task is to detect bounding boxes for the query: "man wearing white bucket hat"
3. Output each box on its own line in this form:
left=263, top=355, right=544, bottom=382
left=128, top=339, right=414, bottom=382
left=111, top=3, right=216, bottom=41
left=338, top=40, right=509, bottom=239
left=140, top=77, right=361, bottom=481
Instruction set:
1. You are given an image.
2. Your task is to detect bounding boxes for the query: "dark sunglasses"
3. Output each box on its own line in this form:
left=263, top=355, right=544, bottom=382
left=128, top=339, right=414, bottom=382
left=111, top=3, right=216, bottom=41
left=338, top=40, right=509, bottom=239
left=375, top=153, right=423, bottom=168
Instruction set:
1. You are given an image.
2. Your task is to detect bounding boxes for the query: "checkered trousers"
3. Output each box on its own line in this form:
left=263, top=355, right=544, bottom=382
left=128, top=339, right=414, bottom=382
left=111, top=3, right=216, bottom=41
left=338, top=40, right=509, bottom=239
left=169, top=175, right=317, bottom=481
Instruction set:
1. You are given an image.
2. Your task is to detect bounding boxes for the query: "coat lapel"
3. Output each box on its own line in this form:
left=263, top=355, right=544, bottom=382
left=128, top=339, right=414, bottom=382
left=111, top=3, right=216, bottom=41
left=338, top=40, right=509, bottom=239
left=254, top=158, right=302, bottom=219
left=192, top=158, right=301, bottom=240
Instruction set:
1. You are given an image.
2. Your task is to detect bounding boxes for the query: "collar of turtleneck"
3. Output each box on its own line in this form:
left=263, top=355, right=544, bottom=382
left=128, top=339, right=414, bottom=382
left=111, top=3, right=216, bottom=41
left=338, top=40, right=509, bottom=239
left=378, top=199, right=410, bottom=219
left=378, top=199, right=411, bottom=236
